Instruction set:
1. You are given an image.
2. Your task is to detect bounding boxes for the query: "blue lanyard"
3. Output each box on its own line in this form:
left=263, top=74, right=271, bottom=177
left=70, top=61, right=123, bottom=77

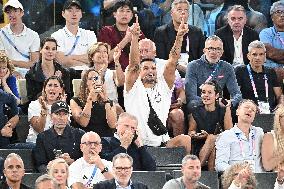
left=84, top=166, right=98, bottom=187
left=205, top=63, right=220, bottom=83
left=65, top=35, right=80, bottom=56
left=246, top=64, right=268, bottom=101
left=1, top=30, right=30, bottom=59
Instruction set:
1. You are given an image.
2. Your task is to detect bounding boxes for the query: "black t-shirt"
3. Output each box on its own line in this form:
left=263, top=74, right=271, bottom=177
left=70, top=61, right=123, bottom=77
left=235, top=65, right=280, bottom=111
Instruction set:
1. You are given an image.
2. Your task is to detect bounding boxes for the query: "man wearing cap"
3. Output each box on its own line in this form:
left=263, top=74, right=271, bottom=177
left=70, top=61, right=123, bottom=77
left=0, top=0, right=40, bottom=77
left=33, top=100, right=85, bottom=173
left=51, top=0, right=97, bottom=74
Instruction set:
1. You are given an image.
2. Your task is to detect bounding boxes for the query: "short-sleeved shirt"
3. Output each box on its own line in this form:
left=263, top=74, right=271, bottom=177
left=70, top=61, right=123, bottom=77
left=51, top=26, right=97, bottom=70
left=27, top=100, right=52, bottom=143
left=259, top=26, right=284, bottom=68
left=68, top=157, right=112, bottom=188
left=0, top=24, right=40, bottom=74
left=124, top=76, right=173, bottom=147
left=235, top=65, right=280, bottom=111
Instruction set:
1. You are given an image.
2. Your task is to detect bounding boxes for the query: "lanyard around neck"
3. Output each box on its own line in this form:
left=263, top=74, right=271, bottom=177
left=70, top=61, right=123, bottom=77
left=246, top=64, right=268, bottom=101
left=235, top=127, right=256, bottom=158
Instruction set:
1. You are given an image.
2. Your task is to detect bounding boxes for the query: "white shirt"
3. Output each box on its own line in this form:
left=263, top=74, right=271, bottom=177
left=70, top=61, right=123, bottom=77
left=124, top=75, right=173, bottom=146
left=51, top=26, right=97, bottom=70
left=233, top=31, right=244, bottom=68
left=68, top=157, right=112, bottom=188
left=0, top=23, right=40, bottom=75
left=26, top=100, right=52, bottom=143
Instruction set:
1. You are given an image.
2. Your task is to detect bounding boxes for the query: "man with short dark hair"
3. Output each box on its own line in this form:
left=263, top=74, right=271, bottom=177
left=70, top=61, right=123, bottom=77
left=34, top=101, right=84, bottom=172
left=101, top=112, right=156, bottom=171
left=163, top=155, right=209, bottom=189
left=0, top=153, right=31, bottom=189
left=215, top=5, right=259, bottom=67
left=0, top=0, right=40, bottom=77
left=93, top=153, right=149, bottom=189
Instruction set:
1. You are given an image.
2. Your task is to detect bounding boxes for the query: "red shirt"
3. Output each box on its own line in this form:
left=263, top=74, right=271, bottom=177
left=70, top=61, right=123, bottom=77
left=98, top=25, right=145, bottom=71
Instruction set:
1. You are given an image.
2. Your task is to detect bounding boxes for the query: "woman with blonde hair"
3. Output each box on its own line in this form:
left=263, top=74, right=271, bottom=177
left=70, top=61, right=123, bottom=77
left=262, top=105, right=284, bottom=171
left=0, top=53, right=20, bottom=104
left=222, top=162, right=257, bottom=189
left=48, top=158, right=70, bottom=189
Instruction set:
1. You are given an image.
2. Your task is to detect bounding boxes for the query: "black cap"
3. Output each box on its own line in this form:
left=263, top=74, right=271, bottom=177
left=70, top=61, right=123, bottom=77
left=51, top=101, right=69, bottom=114
left=63, top=0, right=82, bottom=10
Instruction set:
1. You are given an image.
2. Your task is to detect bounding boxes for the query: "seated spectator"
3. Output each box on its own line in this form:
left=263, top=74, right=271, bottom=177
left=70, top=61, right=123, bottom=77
left=26, top=37, right=71, bottom=103
left=261, top=105, right=284, bottom=171
left=98, top=0, right=145, bottom=71
left=87, top=42, right=124, bottom=104
left=215, top=5, right=259, bottom=68
left=221, top=162, right=257, bottom=189
left=35, top=174, right=58, bottom=189
left=68, top=131, right=113, bottom=189
left=189, top=80, right=233, bottom=170
left=0, top=53, right=20, bottom=104
left=259, top=1, right=284, bottom=69
left=0, top=90, right=19, bottom=148
left=163, top=154, right=209, bottom=189
left=51, top=0, right=97, bottom=72
left=235, top=40, right=282, bottom=114
left=275, top=161, right=284, bottom=189
left=48, top=158, right=70, bottom=189
left=215, top=99, right=264, bottom=172
left=34, top=101, right=85, bottom=173
left=27, top=76, right=66, bottom=144
left=185, top=35, right=242, bottom=110
left=0, top=153, right=31, bottom=189
left=0, top=0, right=40, bottom=78
left=154, top=0, right=205, bottom=75
left=101, top=112, right=156, bottom=171
left=93, top=153, right=148, bottom=189
left=70, top=68, right=117, bottom=137
left=124, top=14, right=191, bottom=152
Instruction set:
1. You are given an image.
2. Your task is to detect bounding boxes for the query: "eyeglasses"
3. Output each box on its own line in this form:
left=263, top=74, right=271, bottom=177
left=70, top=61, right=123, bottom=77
left=273, top=10, right=284, bottom=15
left=206, top=47, right=223, bottom=52
left=114, top=166, right=132, bottom=172
left=81, top=141, right=101, bottom=146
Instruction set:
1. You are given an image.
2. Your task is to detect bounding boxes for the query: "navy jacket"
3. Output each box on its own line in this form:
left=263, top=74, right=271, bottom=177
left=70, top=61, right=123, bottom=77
left=101, top=137, right=156, bottom=171
left=93, top=179, right=149, bottom=189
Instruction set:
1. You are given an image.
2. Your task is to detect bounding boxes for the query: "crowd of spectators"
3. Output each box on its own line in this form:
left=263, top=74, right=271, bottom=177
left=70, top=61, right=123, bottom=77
left=2, top=0, right=284, bottom=188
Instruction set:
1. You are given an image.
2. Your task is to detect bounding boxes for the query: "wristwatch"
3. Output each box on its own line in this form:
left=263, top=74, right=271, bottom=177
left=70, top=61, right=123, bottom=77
left=101, top=167, right=109, bottom=174
left=277, top=177, right=284, bottom=185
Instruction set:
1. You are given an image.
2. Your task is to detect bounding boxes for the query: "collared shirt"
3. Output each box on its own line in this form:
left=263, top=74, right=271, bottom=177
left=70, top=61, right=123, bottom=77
left=51, top=26, right=97, bottom=70
left=233, top=31, right=244, bottom=67
left=0, top=23, right=40, bottom=75
left=215, top=125, right=264, bottom=172
left=115, top=179, right=132, bottom=189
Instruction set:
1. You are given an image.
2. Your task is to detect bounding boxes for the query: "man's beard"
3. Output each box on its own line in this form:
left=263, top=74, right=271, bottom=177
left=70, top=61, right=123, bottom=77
left=141, top=76, right=157, bottom=84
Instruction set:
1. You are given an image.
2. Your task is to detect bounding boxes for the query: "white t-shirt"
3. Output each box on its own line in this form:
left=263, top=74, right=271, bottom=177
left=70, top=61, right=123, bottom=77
left=68, top=157, right=112, bottom=188
left=51, top=26, right=97, bottom=70
left=104, top=69, right=118, bottom=103
left=26, top=100, right=52, bottom=143
left=124, top=75, right=173, bottom=146
left=0, top=24, right=40, bottom=75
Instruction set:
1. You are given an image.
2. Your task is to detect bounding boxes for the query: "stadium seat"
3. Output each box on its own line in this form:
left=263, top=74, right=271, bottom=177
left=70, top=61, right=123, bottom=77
left=255, top=172, right=277, bottom=189
left=17, top=79, right=29, bottom=104
left=22, top=173, right=42, bottom=189
left=132, top=171, right=166, bottom=189
left=16, top=115, right=30, bottom=143
left=252, top=114, right=274, bottom=133
left=0, top=149, right=35, bottom=172
left=146, top=147, right=186, bottom=170
left=72, top=79, right=82, bottom=97
left=172, top=170, right=219, bottom=188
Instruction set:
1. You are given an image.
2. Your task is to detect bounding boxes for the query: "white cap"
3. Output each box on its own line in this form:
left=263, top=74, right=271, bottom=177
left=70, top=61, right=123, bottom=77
left=3, top=0, right=24, bottom=12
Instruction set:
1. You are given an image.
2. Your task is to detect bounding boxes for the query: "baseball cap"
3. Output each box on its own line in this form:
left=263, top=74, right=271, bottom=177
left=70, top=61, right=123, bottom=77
left=51, top=101, right=69, bottom=114
left=63, top=0, right=82, bottom=10
left=3, top=0, right=24, bottom=12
